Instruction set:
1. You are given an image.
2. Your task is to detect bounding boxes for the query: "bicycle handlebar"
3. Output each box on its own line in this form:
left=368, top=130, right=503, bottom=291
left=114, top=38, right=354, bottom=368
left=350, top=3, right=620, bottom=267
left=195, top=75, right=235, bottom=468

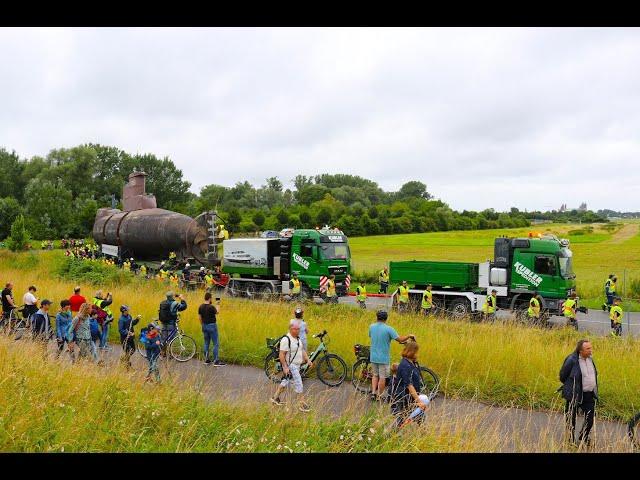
left=313, top=329, right=328, bottom=339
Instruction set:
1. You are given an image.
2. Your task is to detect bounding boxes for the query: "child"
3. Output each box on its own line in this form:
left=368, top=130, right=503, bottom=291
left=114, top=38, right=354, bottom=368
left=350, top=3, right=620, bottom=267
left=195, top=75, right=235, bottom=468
left=56, top=300, right=73, bottom=358
left=144, top=322, right=162, bottom=383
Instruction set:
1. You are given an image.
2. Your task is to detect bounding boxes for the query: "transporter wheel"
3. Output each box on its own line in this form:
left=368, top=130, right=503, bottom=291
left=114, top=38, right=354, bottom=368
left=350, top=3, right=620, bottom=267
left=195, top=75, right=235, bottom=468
left=258, top=284, right=274, bottom=300
left=300, top=285, right=313, bottom=301
left=244, top=282, right=257, bottom=299
left=430, top=298, right=444, bottom=317
left=227, top=281, right=240, bottom=298
left=449, top=298, right=471, bottom=319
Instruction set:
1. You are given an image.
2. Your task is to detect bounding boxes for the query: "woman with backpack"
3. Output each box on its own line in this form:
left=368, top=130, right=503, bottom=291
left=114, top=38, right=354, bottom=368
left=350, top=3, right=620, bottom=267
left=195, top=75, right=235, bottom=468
left=71, top=303, right=98, bottom=362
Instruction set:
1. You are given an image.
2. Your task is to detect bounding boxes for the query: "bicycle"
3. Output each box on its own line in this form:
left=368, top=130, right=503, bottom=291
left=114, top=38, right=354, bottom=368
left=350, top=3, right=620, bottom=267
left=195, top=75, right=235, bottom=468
left=1, top=305, right=32, bottom=340
left=137, top=317, right=197, bottom=362
left=264, top=330, right=348, bottom=387
left=628, top=411, right=640, bottom=449
left=351, top=344, right=440, bottom=401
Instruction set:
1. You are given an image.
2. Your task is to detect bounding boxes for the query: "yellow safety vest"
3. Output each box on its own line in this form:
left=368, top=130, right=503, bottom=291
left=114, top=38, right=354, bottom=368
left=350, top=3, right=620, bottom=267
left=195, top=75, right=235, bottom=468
left=528, top=297, right=540, bottom=317
left=93, top=297, right=112, bottom=318
left=482, top=295, right=496, bottom=314
left=123, top=262, right=130, bottom=271
left=170, top=276, right=179, bottom=286
left=356, top=285, right=367, bottom=302
left=379, top=270, right=389, bottom=283
left=398, top=286, right=409, bottom=303
left=610, top=282, right=617, bottom=294
left=291, top=278, right=301, bottom=294
left=610, top=305, right=623, bottom=324
left=327, top=280, right=336, bottom=297
left=140, top=265, right=147, bottom=275
left=205, top=274, right=214, bottom=286
left=563, top=298, right=576, bottom=319
left=421, top=290, right=432, bottom=309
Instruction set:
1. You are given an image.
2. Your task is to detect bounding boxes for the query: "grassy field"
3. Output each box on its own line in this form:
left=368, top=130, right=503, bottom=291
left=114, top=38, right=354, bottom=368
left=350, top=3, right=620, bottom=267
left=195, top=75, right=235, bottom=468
left=349, top=222, right=640, bottom=310
left=2, top=250, right=640, bottom=425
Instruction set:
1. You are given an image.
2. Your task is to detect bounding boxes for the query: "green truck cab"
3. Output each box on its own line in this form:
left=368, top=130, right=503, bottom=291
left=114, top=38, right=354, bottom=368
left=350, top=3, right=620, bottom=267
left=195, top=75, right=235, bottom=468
left=389, top=234, right=577, bottom=318
left=222, top=227, right=352, bottom=298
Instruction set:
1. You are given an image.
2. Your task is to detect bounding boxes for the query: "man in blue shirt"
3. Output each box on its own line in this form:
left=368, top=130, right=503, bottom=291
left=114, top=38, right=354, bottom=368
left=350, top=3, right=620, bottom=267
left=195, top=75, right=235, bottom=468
left=368, top=309, right=414, bottom=401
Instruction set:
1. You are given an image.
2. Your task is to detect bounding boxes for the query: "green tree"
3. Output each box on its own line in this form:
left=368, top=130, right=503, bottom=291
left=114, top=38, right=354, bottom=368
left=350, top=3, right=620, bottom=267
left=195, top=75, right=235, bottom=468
left=6, top=214, right=30, bottom=251
left=24, top=179, right=73, bottom=239
left=276, top=209, right=290, bottom=229
left=252, top=211, right=266, bottom=229
left=226, top=208, right=242, bottom=232
left=396, top=181, right=432, bottom=200
left=299, top=209, right=312, bottom=227
left=0, top=148, right=26, bottom=201
left=0, top=197, right=22, bottom=240
left=316, top=207, right=332, bottom=226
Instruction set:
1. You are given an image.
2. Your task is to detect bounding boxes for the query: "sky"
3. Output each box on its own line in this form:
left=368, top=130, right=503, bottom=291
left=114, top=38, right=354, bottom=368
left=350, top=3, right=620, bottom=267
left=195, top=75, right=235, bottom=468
left=1, top=27, right=639, bottom=212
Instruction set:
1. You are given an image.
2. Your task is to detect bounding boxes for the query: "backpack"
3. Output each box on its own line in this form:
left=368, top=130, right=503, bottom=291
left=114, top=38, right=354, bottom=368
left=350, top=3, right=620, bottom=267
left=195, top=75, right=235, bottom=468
left=158, top=301, right=173, bottom=324
left=139, top=327, right=151, bottom=346
left=92, top=302, right=109, bottom=326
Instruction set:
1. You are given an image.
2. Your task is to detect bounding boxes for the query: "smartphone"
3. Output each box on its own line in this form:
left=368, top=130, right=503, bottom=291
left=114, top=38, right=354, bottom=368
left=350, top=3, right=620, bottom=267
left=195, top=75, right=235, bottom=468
left=215, top=297, right=221, bottom=302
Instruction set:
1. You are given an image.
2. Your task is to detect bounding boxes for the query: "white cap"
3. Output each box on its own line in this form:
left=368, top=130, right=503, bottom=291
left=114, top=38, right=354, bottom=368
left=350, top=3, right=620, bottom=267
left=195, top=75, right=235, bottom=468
left=186, top=263, right=190, bottom=267
left=200, top=266, right=205, bottom=270
left=130, top=257, right=134, bottom=261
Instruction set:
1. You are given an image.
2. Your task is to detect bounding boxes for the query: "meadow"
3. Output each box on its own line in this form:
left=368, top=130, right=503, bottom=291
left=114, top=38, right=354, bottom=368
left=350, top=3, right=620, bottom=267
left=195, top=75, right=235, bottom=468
left=2, top=249, right=640, bottom=426
left=349, top=221, right=640, bottom=309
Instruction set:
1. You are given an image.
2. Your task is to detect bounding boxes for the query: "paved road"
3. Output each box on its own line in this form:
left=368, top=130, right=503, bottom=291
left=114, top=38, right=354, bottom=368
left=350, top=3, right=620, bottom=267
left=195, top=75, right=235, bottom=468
left=91, top=344, right=633, bottom=452
left=336, top=295, right=640, bottom=336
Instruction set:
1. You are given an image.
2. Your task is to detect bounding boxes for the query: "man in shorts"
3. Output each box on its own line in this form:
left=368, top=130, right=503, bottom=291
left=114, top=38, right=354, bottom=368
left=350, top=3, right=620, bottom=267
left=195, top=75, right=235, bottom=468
left=369, top=309, right=415, bottom=401
left=270, top=319, right=313, bottom=412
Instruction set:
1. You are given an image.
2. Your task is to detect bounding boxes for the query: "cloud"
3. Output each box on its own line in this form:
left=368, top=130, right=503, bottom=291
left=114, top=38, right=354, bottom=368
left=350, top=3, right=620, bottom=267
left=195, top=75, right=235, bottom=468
left=1, top=27, right=639, bottom=211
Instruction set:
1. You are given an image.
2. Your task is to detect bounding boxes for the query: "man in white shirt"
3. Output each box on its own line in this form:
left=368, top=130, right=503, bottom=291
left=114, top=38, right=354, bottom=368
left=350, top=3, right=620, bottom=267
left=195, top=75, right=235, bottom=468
left=270, top=319, right=313, bottom=412
left=23, top=285, right=39, bottom=320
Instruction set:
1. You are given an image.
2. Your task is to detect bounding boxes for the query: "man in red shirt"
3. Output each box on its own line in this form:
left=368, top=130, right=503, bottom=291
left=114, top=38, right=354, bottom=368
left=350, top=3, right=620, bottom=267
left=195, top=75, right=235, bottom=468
left=69, top=286, right=87, bottom=316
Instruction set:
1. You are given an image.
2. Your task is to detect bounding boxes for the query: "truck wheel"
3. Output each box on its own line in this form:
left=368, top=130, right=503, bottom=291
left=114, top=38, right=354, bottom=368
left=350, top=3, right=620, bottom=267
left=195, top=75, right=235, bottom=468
left=449, top=298, right=471, bottom=319
left=300, top=285, right=312, bottom=301
left=258, top=284, right=273, bottom=300
left=244, top=283, right=256, bottom=298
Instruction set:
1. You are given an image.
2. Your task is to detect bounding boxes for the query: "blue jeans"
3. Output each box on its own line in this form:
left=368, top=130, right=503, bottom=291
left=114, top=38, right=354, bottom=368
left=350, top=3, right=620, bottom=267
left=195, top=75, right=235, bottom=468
left=161, top=324, right=177, bottom=344
left=99, top=321, right=110, bottom=348
left=202, top=323, right=219, bottom=362
left=146, top=348, right=161, bottom=381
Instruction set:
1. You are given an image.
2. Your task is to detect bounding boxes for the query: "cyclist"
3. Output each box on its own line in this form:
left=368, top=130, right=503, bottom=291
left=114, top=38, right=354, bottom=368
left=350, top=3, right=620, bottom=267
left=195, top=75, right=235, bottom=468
left=118, top=305, right=140, bottom=368
left=22, top=285, right=39, bottom=321
left=158, top=291, right=188, bottom=349
left=369, top=309, right=415, bottom=401
left=270, top=319, right=313, bottom=412
left=1, top=282, right=16, bottom=327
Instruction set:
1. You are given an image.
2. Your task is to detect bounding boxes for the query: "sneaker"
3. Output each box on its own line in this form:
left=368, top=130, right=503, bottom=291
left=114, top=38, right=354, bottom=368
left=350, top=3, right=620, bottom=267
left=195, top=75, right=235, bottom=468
left=213, top=360, right=227, bottom=367
left=204, top=359, right=212, bottom=365
left=298, top=402, right=311, bottom=412
left=369, top=393, right=377, bottom=401
left=270, top=397, right=283, bottom=406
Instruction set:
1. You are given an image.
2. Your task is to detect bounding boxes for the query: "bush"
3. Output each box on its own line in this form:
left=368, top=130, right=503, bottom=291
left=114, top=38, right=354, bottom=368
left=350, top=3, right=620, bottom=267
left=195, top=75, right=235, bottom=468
left=5, top=215, right=30, bottom=251
left=54, top=256, right=132, bottom=286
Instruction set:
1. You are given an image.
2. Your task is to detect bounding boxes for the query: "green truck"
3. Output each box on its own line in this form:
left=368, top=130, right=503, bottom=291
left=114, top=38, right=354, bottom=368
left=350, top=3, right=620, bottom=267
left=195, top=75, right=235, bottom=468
left=389, top=234, right=580, bottom=319
left=222, top=228, right=352, bottom=299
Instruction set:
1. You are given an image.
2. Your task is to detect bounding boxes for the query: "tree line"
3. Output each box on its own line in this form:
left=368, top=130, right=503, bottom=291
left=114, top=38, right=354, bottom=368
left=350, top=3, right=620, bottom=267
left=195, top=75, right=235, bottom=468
left=0, top=144, right=608, bottom=241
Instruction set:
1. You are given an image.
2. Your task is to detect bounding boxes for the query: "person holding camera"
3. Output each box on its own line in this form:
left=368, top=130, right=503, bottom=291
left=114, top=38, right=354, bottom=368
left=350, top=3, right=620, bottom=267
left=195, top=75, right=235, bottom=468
left=118, top=305, right=140, bottom=368
left=199, top=292, right=225, bottom=366
left=92, top=290, right=114, bottom=351
left=270, top=319, right=313, bottom=412
left=158, top=291, right=188, bottom=348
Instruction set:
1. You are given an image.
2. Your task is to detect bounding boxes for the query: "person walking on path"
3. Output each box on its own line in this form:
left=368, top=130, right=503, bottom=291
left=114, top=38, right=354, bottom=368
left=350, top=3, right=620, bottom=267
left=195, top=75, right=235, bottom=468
left=270, top=319, right=313, bottom=412
left=368, top=309, right=415, bottom=401
left=609, top=297, right=624, bottom=337
left=92, top=290, right=114, bottom=350
left=69, top=286, right=86, bottom=317
left=378, top=267, right=389, bottom=294
left=71, top=303, right=98, bottom=362
left=293, top=306, right=307, bottom=352
left=144, top=322, right=162, bottom=383
left=55, top=300, right=74, bottom=358
left=31, top=299, right=52, bottom=342
left=559, top=339, right=598, bottom=448
left=118, top=305, right=140, bottom=368
left=390, top=341, right=431, bottom=429
left=199, top=292, right=225, bottom=366
left=563, top=292, right=578, bottom=328
left=1, top=282, right=16, bottom=327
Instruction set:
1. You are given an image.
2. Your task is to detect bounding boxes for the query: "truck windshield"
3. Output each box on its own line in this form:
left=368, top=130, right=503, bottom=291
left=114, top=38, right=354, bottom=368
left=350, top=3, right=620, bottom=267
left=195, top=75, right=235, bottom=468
left=320, top=243, right=350, bottom=260
left=558, top=248, right=575, bottom=279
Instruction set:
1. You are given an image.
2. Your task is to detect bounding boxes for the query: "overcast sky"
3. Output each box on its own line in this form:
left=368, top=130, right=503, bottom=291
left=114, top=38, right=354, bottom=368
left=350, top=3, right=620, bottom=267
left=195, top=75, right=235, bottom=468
left=1, top=27, right=639, bottom=211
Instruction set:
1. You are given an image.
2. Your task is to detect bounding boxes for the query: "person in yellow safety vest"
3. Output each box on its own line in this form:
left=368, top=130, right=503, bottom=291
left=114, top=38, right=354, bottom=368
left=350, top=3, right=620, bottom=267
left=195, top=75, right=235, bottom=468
left=217, top=224, right=229, bottom=241
left=397, top=280, right=410, bottom=313
left=610, top=297, right=623, bottom=337
left=93, top=290, right=114, bottom=350
left=140, top=264, right=147, bottom=278
left=563, top=292, right=578, bottom=327
left=168, top=251, right=177, bottom=267
left=356, top=280, right=367, bottom=309
left=528, top=291, right=542, bottom=320
left=326, top=274, right=338, bottom=304
left=482, top=289, right=498, bottom=320
left=169, top=273, right=179, bottom=288
left=378, top=267, right=389, bottom=294
left=421, top=284, right=433, bottom=315
left=41, top=240, right=47, bottom=250
left=123, top=260, right=131, bottom=272
left=158, top=261, right=168, bottom=280
left=602, top=274, right=615, bottom=311
left=290, top=272, right=301, bottom=300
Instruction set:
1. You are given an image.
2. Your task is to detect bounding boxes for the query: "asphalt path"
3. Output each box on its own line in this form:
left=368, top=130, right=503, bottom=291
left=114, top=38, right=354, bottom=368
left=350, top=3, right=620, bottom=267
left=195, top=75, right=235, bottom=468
left=86, top=343, right=633, bottom=452
left=337, top=295, right=640, bottom=337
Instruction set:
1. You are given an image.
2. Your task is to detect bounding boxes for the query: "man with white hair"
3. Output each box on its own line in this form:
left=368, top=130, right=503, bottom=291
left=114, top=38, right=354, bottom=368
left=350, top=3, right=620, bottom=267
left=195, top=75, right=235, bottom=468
left=270, top=319, right=313, bottom=412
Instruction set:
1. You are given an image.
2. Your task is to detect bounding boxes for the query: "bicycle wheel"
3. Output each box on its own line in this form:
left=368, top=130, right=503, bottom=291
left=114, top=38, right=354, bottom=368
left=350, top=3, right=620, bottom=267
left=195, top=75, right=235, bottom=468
left=419, top=366, right=440, bottom=401
left=264, top=350, right=284, bottom=383
left=137, top=341, right=148, bottom=359
left=13, top=319, right=30, bottom=341
left=351, top=358, right=373, bottom=394
left=316, top=353, right=347, bottom=387
left=169, top=334, right=197, bottom=362
left=628, top=412, right=640, bottom=449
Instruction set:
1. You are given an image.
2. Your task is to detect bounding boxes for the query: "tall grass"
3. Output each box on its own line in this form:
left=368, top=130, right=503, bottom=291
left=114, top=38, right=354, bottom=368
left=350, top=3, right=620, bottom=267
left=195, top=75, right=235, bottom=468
left=2, top=250, right=640, bottom=422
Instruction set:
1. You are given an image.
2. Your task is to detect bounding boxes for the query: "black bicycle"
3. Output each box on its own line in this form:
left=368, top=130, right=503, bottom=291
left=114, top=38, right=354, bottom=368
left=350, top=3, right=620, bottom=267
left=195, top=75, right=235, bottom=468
left=628, top=411, right=640, bottom=448
left=264, top=330, right=348, bottom=387
left=351, top=344, right=440, bottom=401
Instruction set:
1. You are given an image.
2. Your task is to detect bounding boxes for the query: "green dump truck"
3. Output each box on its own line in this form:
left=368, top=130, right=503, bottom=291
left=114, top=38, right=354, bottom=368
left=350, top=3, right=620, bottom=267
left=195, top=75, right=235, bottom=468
left=222, top=228, right=352, bottom=299
left=389, top=234, right=580, bottom=319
